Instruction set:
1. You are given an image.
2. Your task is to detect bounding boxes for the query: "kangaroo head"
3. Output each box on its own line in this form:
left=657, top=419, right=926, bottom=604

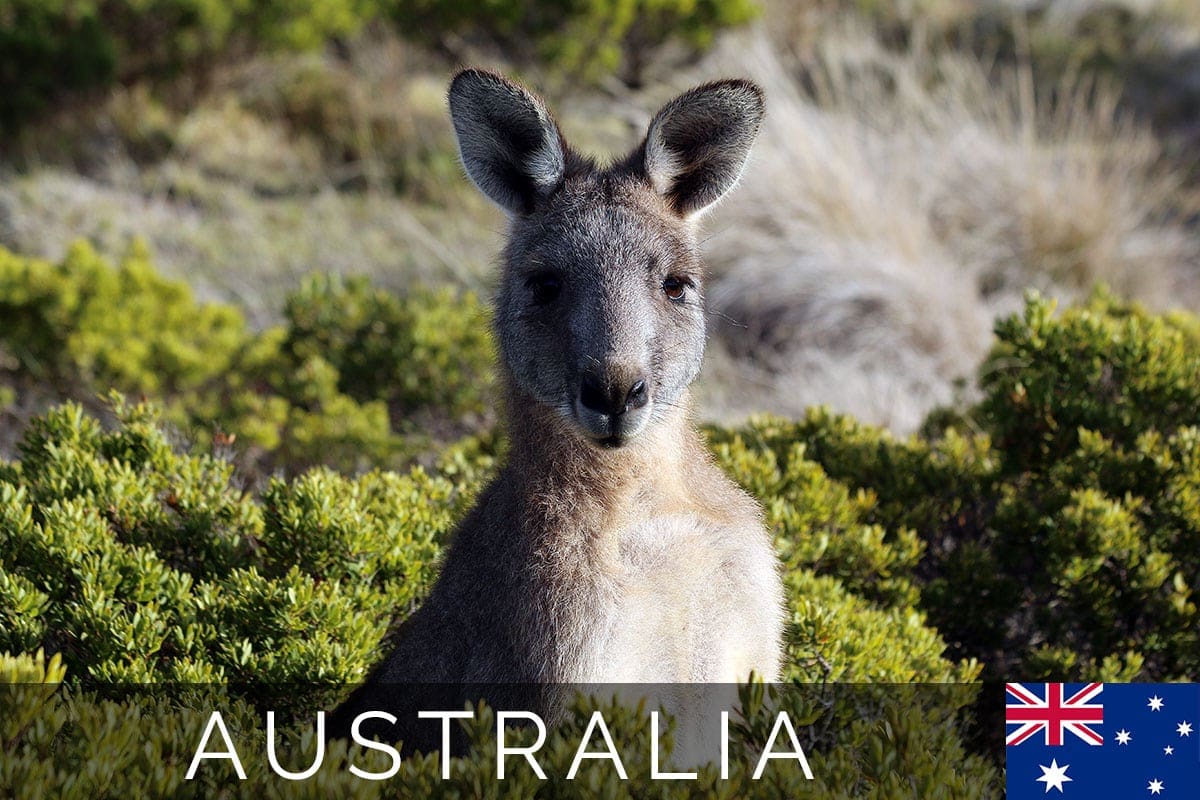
left=448, top=69, right=764, bottom=447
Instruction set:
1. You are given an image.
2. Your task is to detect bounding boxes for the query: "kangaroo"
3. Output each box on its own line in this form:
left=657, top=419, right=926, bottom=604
left=332, top=69, right=785, bottom=750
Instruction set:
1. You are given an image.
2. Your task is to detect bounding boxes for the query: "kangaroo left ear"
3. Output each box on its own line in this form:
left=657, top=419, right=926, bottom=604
left=448, top=68, right=566, bottom=216
left=639, top=79, right=765, bottom=219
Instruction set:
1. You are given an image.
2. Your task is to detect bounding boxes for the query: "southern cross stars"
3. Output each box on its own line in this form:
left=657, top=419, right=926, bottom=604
left=1148, top=779, right=1164, bottom=795
left=1036, top=760, right=1072, bottom=794
left=1177, top=721, right=1193, bottom=737
left=1163, top=745, right=1174, bottom=755
left=1114, top=729, right=1132, bottom=745
left=1148, top=696, right=1164, bottom=711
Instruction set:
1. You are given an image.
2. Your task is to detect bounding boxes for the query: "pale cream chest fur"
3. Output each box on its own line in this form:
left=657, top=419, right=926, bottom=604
left=575, top=512, right=784, bottom=684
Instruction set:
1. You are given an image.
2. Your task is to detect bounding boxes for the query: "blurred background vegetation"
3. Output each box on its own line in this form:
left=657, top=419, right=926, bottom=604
left=3, top=1, right=1200, bottom=793
left=3, top=0, right=1199, bottom=428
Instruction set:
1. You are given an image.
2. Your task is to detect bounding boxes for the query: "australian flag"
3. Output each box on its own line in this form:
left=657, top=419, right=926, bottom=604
left=1006, top=683, right=1200, bottom=798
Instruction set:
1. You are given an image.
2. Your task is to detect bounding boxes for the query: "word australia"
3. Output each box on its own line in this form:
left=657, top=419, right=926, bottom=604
left=186, top=708, right=815, bottom=782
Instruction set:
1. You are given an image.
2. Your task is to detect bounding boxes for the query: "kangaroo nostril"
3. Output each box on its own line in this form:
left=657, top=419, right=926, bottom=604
left=579, top=374, right=649, bottom=417
left=624, top=379, right=648, bottom=412
left=579, top=375, right=610, bottom=415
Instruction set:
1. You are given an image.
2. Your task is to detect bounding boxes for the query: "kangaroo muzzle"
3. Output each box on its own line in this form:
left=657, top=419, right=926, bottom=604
left=573, top=368, right=653, bottom=446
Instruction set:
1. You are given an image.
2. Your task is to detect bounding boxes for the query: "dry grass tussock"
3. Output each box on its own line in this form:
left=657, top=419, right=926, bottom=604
left=0, top=35, right=501, bottom=324
left=0, top=167, right=497, bottom=326
left=687, top=23, right=1198, bottom=431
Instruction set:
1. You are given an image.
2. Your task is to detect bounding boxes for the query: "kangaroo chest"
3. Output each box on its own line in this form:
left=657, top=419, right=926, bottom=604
left=546, top=512, right=772, bottom=684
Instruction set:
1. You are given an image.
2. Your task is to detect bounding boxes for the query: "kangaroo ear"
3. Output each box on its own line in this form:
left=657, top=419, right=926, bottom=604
left=640, top=79, right=765, bottom=218
left=448, top=69, right=566, bottom=216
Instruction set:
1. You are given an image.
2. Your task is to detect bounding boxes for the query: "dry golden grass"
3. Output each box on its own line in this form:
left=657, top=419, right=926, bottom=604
left=686, top=22, right=1197, bottom=430
left=0, top=33, right=503, bottom=323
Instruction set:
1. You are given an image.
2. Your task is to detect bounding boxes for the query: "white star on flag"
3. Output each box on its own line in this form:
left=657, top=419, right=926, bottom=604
left=1148, top=779, right=1164, bottom=795
left=1148, top=696, right=1164, bottom=711
left=1177, top=721, right=1193, bottom=736
left=1163, top=745, right=1174, bottom=755
left=1036, top=760, right=1072, bottom=794
left=1114, top=729, right=1132, bottom=745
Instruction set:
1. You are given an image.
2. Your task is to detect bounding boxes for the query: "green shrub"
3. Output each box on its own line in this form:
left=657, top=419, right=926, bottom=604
left=8, top=248, right=1197, bottom=689
left=0, top=1, right=117, bottom=132
left=0, top=390, right=969, bottom=681
left=0, top=0, right=375, bottom=132
left=13, top=252, right=1200, bottom=791
left=723, top=289, right=1200, bottom=682
left=0, top=398, right=473, bottom=682
left=389, top=0, right=759, bottom=83
left=0, top=654, right=999, bottom=797
left=708, top=429, right=926, bottom=613
left=0, top=394, right=994, bottom=795
left=1, top=0, right=759, bottom=133
left=0, top=242, right=494, bottom=474
left=282, top=273, right=495, bottom=434
left=0, top=245, right=985, bottom=789
left=0, top=239, right=244, bottom=395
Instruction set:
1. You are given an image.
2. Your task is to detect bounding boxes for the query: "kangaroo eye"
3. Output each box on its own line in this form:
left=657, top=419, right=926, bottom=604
left=528, top=274, right=561, bottom=305
left=662, top=276, right=688, bottom=301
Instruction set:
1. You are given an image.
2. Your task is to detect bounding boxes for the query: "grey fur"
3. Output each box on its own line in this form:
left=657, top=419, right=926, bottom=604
left=448, top=69, right=568, bottom=215
left=643, top=79, right=766, bottom=217
left=332, top=70, right=783, bottom=750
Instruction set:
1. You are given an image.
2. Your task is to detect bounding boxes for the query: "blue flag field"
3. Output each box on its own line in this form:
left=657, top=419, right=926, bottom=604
left=1006, top=683, right=1199, bottom=798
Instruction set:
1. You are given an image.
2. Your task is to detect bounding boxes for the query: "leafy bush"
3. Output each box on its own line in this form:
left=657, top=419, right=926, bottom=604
left=0, top=396, right=993, bottom=794
left=0, top=398, right=474, bottom=682
left=4, top=253, right=1196, bottom=690
left=1, top=0, right=759, bottom=133
left=7, top=250, right=1200, bottom=791
left=0, top=387, right=971, bottom=682
left=716, top=289, right=1200, bottom=682
left=0, top=242, right=493, bottom=474
left=0, top=0, right=374, bottom=132
left=0, top=653, right=998, bottom=797
left=387, top=0, right=758, bottom=83
left=282, top=274, right=494, bottom=433
left=0, top=245, right=984, bottom=789
left=0, top=1, right=117, bottom=132
left=0, top=239, right=242, bottom=394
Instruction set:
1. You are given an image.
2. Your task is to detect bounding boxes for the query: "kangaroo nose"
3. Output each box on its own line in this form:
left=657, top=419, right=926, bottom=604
left=579, top=375, right=649, bottom=416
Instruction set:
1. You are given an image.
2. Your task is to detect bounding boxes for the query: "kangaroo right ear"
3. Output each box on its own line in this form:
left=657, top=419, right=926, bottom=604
left=640, top=79, right=765, bottom=219
left=448, top=69, right=566, bottom=216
